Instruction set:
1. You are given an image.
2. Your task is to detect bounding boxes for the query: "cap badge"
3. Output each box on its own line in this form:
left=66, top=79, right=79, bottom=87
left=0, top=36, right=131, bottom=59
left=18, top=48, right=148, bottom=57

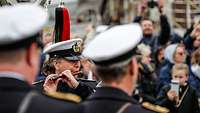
left=72, top=43, right=81, bottom=53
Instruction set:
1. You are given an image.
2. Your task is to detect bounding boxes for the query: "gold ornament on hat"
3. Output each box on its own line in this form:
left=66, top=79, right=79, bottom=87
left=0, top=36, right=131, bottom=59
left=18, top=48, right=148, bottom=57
left=72, top=43, right=81, bottom=53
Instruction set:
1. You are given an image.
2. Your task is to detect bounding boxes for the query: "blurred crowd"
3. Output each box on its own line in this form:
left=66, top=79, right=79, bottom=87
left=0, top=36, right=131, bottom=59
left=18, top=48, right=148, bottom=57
left=1, top=0, right=200, bottom=113
left=38, top=0, right=200, bottom=110
left=37, top=1, right=200, bottom=112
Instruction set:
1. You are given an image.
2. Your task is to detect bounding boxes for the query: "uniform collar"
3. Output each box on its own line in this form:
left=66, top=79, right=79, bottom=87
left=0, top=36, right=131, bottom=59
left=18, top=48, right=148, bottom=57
left=87, top=87, right=138, bottom=104
left=0, top=71, right=25, bottom=81
left=0, top=77, right=32, bottom=91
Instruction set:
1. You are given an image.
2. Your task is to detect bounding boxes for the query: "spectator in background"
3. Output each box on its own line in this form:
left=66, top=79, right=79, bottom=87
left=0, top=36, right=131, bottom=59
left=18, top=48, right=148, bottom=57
left=189, top=48, right=200, bottom=97
left=133, top=0, right=170, bottom=54
left=80, top=58, right=95, bottom=80
left=156, top=63, right=199, bottom=113
left=136, top=43, right=158, bottom=103
left=82, top=23, right=158, bottom=113
left=154, top=46, right=166, bottom=77
left=42, top=32, right=53, bottom=48
left=183, top=21, right=200, bottom=55
left=159, top=43, right=187, bottom=90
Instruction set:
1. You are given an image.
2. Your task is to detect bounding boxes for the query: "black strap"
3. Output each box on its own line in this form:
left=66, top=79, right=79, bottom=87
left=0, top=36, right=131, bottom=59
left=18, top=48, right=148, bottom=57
left=16, top=91, right=37, bottom=113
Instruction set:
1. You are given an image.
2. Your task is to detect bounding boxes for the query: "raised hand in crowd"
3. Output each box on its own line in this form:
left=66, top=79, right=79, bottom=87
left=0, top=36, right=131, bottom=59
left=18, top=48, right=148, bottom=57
left=157, top=0, right=164, bottom=14
left=190, top=23, right=200, bottom=38
left=137, top=0, right=147, bottom=16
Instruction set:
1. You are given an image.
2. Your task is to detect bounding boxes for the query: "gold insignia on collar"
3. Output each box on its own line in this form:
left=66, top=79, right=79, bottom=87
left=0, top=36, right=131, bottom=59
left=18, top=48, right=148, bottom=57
left=72, top=43, right=81, bottom=53
left=142, top=102, right=169, bottom=113
left=45, top=92, right=81, bottom=103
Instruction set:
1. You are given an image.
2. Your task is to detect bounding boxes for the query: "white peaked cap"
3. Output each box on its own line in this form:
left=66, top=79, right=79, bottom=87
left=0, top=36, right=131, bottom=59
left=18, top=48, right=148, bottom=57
left=0, top=3, right=48, bottom=46
left=83, top=23, right=142, bottom=66
left=43, top=39, right=83, bottom=61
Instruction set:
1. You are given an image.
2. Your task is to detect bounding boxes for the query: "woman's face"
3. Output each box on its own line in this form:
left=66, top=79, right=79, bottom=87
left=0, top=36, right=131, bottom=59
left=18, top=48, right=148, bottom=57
left=193, top=37, right=200, bottom=48
left=174, top=46, right=186, bottom=63
left=53, top=58, right=81, bottom=76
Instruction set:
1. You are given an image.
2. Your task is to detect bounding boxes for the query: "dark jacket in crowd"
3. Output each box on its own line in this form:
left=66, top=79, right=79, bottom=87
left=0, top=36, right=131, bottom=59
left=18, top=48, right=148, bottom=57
left=169, top=32, right=182, bottom=44
left=188, top=64, right=200, bottom=97
left=155, top=59, right=167, bottom=78
left=81, top=87, right=155, bottom=113
left=137, top=59, right=159, bottom=103
left=158, top=61, right=174, bottom=90
left=156, top=84, right=200, bottom=113
left=36, top=53, right=46, bottom=81
left=0, top=77, right=81, bottom=113
left=183, top=35, right=198, bottom=55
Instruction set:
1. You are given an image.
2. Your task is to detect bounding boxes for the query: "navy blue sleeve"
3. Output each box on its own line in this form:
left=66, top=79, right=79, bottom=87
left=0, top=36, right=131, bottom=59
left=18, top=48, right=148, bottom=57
left=74, top=82, right=95, bottom=100
left=158, top=15, right=170, bottom=46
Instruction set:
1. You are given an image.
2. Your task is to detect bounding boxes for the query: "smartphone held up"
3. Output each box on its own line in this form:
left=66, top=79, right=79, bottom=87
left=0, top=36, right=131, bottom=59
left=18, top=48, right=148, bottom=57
left=170, top=80, right=180, bottom=97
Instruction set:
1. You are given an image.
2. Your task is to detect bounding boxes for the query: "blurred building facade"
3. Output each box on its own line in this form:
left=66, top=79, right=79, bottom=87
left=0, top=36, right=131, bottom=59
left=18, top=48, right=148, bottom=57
left=1, top=0, right=200, bottom=36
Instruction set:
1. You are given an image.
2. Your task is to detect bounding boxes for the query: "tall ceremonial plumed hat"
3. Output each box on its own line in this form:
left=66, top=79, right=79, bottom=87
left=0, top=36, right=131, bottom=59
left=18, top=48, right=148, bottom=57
left=44, top=0, right=82, bottom=60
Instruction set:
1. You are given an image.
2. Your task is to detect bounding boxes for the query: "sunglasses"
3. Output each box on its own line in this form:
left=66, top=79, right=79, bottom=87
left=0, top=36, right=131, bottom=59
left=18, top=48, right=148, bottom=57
left=176, top=52, right=185, bottom=56
left=195, top=39, right=200, bottom=41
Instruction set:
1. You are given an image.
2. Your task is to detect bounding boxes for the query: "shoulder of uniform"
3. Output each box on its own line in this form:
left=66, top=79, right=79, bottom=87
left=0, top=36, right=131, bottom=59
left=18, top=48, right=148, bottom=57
left=45, top=92, right=81, bottom=103
left=142, top=102, right=169, bottom=113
